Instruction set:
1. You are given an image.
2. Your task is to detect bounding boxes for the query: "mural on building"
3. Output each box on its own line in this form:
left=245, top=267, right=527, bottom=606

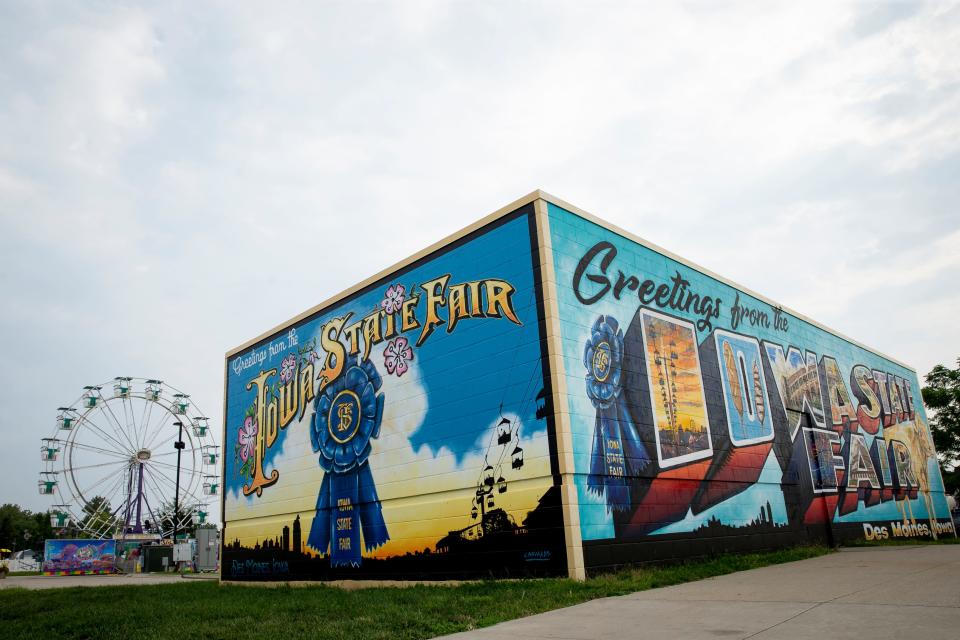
left=42, top=539, right=117, bottom=575
left=548, top=202, right=954, bottom=564
left=222, top=210, right=566, bottom=579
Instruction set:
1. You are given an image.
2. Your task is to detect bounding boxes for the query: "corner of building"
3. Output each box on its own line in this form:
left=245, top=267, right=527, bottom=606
left=533, top=197, right=586, bottom=581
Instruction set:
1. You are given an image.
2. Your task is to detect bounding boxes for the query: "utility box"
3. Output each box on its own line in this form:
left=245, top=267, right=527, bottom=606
left=142, top=545, right=173, bottom=573
left=221, top=191, right=955, bottom=582
left=173, top=542, right=192, bottom=564
left=196, top=528, right=219, bottom=571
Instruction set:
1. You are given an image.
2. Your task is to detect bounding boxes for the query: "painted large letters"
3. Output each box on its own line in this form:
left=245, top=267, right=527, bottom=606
left=549, top=201, right=952, bottom=567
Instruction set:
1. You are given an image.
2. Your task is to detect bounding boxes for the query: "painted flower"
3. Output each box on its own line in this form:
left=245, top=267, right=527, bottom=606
left=380, top=283, right=406, bottom=314
left=384, top=336, right=414, bottom=377
left=280, top=354, right=297, bottom=383
left=238, top=416, right=258, bottom=463
left=310, top=358, right=384, bottom=474
left=583, top=315, right=623, bottom=409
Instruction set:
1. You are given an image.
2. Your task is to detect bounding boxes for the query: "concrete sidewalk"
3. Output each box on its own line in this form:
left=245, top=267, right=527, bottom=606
left=440, top=545, right=960, bottom=640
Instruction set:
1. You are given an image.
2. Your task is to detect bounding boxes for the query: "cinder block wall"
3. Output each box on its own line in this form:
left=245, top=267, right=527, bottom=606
left=540, top=196, right=954, bottom=576
left=220, top=192, right=954, bottom=582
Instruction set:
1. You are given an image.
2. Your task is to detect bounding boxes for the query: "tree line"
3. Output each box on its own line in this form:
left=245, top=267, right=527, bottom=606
left=0, top=497, right=201, bottom=552
left=923, top=358, right=960, bottom=496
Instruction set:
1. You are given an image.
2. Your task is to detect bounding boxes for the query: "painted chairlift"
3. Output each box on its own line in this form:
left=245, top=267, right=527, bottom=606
left=57, top=408, right=76, bottom=431
left=202, top=445, right=219, bottom=465
left=535, top=387, right=549, bottom=420
left=38, top=472, right=58, bottom=495
left=193, top=417, right=210, bottom=437
left=496, top=417, right=512, bottom=445
left=483, top=464, right=495, bottom=487
left=486, top=495, right=495, bottom=509
left=471, top=505, right=478, bottom=520
left=511, top=445, right=524, bottom=470
left=144, top=379, right=162, bottom=401
left=202, top=475, right=219, bottom=495
left=82, top=386, right=101, bottom=408
left=172, top=393, right=190, bottom=415
left=41, top=438, right=60, bottom=462
left=497, top=475, right=507, bottom=494
left=113, top=376, right=132, bottom=398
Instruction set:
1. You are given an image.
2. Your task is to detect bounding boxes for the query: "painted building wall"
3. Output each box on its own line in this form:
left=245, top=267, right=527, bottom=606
left=221, top=206, right=566, bottom=580
left=546, top=201, right=954, bottom=573
left=222, top=192, right=954, bottom=581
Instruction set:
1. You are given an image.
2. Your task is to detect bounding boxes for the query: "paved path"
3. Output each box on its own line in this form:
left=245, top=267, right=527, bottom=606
left=0, top=572, right=214, bottom=590
left=440, top=545, right=960, bottom=640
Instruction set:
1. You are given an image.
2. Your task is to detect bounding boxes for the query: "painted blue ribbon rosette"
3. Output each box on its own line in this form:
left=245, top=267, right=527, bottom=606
left=307, top=356, right=389, bottom=567
left=584, top=315, right=650, bottom=511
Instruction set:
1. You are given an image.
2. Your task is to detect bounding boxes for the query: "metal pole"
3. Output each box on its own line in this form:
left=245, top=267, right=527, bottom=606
left=173, top=421, right=185, bottom=545
left=122, top=463, right=134, bottom=534
left=134, top=462, right=145, bottom=533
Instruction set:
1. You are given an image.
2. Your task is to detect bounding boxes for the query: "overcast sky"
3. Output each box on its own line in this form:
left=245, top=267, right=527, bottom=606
left=2, top=1, right=958, bottom=516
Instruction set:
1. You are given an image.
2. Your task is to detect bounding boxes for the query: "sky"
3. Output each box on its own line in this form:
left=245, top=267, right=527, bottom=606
left=2, top=1, right=958, bottom=517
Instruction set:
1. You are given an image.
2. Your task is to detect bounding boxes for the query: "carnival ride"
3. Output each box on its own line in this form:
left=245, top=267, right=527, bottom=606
left=40, top=377, right=219, bottom=540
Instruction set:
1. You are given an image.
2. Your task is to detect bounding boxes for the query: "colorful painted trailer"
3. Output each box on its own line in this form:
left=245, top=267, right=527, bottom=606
left=42, top=539, right=117, bottom=575
left=221, top=191, right=954, bottom=581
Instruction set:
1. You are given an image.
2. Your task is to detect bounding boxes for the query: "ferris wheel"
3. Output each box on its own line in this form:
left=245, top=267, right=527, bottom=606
left=40, top=377, right=220, bottom=539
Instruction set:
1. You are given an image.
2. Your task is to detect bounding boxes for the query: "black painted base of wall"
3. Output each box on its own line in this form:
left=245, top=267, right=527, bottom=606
left=223, top=535, right=567, bottom=581
left=222, top=486, right=569, bottom=581
left=582, top=517, right=956, bottom=576
left=583, top=527, right=814, bottom=576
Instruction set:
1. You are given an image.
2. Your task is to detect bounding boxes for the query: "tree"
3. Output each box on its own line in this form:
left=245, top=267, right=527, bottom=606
left=921, top=359, right=960, bottom=495
left=0, top=504, right=55, bottom=552
left=155, top=500, right=197, bottom=539
left=32, top=510, right=55, bottom=546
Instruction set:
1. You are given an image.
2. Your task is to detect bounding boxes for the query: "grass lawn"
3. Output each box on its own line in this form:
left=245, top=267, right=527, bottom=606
left=0, top=546, right=828, bottom=640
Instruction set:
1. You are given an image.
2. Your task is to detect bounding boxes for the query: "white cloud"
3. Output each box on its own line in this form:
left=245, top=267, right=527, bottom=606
left=3, top=1, right=958, bottom=517
left=223, top=344, right=551, bottom=552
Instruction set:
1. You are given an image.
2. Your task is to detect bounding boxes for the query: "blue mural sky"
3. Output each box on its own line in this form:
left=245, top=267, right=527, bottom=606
left=223, top=214, right=546, bottom=491
left=3, top=2, right=958, bottom=518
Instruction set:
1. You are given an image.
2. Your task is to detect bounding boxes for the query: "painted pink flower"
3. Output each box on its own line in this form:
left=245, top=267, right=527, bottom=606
left=280, top=354, right=297, bottom=383
left=384, top=336, right=414, bottom=377
left=380, top=284, right=406, bottom=314
left=238, top=416, right=258, bottom=463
